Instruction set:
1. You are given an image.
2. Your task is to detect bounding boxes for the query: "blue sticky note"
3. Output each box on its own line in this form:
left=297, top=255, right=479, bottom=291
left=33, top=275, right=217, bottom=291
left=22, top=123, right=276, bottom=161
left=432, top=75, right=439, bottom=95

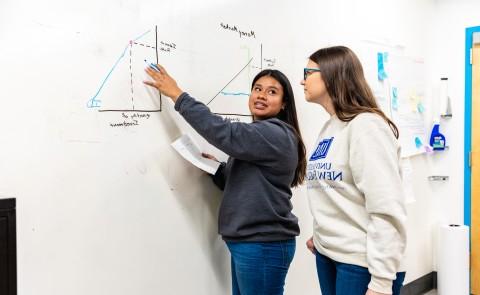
left=392, top=87, right=398, bottom=98
left=377, top=52, right=388, bottom=81
left=417, top=102, right=425, bottom=114
left=392, top=87, right=398, bottom=110
left=415, top=137, right=423, bottom=148
left=383, top=52, right=389, bottom=63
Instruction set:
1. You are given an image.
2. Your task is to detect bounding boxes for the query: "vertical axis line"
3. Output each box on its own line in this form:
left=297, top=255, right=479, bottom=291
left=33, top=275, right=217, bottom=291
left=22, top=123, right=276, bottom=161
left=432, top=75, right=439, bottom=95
left=155, top=25, right=162, bottom=111
left=261, top=43, right=263, bottom=70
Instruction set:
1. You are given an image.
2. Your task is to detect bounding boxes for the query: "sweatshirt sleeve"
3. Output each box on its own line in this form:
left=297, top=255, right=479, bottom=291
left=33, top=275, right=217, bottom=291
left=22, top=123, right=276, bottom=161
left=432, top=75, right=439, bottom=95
left=174, top=92, right=295, bottom=163
left=349, top=116, right=407, bottom=294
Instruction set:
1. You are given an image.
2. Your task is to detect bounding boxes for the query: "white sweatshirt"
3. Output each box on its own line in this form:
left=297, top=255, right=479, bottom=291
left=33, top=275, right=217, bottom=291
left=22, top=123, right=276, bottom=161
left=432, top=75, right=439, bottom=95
left=307, top=113, right=407, bottom=294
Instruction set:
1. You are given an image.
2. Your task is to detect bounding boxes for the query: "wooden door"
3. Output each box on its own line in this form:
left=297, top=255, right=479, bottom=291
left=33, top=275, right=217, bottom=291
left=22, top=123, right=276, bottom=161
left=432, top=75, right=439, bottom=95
left=471, top=41, right=480, bottom=294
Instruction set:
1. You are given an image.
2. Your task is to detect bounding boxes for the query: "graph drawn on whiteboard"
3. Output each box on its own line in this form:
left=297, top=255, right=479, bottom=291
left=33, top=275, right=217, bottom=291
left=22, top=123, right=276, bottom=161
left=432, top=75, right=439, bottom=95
left=205, top=44, right=276, bottom=122
left=86, top=25, right=276, bottom=126
left=86, top=26, right=162, bottom=113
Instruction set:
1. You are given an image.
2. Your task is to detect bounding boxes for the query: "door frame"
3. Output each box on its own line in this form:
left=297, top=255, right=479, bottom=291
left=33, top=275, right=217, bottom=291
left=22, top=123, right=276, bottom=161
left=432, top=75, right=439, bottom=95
left=465, top=26, right=480, bottom=227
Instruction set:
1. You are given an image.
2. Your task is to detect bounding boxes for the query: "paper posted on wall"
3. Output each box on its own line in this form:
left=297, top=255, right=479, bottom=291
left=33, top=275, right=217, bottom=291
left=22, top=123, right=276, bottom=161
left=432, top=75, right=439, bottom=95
left=171, top=134, right=221, bottom=175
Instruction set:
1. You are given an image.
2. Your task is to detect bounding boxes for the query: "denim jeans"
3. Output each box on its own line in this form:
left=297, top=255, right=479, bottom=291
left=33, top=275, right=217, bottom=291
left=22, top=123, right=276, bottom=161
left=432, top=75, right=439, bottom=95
left=226, top=239, right=296, bottom=295
left=315, top=250, right=405, bottom=295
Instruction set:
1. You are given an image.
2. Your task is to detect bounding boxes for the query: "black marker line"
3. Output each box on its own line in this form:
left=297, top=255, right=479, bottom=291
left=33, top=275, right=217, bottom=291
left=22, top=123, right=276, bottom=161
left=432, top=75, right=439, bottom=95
left=261, top=43, right=263, bottom=70
left=99, top=109, right=161, bottom=113
left=213, top=112, right=253, bottom=117
left=206, top=57, right=254, bottom=106
left=155, top=25, right=159, bottom=64
left=133, top=42, right=156, bottom=49
left=155, top=25, right=162, bottom=112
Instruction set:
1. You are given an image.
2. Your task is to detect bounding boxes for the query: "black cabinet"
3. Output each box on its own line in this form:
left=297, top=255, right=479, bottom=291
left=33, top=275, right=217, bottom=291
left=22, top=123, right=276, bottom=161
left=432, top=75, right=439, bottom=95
left=0, top=198, right=16, bottom=295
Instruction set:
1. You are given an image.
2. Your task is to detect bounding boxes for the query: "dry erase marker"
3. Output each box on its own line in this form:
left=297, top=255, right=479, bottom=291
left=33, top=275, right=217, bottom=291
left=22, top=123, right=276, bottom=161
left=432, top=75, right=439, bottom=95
left=144, top=60, right=160, bottom=72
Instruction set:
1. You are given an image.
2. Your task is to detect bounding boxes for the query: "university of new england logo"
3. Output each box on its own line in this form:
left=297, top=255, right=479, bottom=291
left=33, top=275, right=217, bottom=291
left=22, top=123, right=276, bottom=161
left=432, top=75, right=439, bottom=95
left=310, top=137, right=334, bottom=161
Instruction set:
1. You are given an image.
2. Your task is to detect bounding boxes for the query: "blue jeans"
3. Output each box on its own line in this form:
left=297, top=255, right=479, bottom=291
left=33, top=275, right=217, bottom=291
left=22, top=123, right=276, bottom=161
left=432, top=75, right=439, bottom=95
left=226, top=239, right=296, bottom=295
left=315, top=250, right=405, bottom=295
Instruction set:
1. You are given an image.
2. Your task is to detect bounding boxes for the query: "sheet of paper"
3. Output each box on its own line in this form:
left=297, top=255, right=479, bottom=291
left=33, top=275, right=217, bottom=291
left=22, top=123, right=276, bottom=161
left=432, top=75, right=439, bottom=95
left=171, top=134, right=221, bottom=175
left=394, top=112, right=428, bottom=157
left=400, top=158, right=416, bottom=204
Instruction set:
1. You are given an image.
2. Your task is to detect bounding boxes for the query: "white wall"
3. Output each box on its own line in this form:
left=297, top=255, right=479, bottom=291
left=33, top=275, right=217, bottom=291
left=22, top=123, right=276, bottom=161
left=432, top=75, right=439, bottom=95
left=424, top=0, right=480, bottom=270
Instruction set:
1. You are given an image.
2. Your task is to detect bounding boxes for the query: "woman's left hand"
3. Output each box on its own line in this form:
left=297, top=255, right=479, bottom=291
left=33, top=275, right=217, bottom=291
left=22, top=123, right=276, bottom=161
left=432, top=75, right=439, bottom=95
left=365, top=289, right=389, bottom=295
left=144, top=64, right=184, bottom=102
left=306, top=236, right=315, bottom=254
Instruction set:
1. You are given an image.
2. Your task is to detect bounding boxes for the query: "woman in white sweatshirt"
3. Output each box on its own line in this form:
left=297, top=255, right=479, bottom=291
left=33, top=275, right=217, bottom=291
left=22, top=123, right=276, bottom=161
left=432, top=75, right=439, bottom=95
left=302, top=46, right=407, bottom=295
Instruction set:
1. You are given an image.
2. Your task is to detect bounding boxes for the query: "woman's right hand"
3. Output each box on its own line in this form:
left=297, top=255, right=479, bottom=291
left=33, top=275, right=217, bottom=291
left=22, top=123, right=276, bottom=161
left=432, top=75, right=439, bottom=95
left=306, top=236, right=315, bottom=254
left=144, top=64, right=184, bottom=101
left=202, top=153, right=219, bottom=162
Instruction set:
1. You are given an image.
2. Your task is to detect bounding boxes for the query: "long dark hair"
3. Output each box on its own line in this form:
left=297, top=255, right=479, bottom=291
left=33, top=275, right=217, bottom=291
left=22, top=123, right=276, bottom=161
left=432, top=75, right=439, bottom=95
left=309, top=46, right=399, bottom=138
left=251, top=69, right=307, bottom=187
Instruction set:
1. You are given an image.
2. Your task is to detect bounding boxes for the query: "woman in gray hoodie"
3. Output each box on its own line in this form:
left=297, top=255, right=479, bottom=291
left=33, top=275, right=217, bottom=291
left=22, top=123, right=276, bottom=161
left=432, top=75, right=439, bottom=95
left=144, top=65, right=307, bottom=295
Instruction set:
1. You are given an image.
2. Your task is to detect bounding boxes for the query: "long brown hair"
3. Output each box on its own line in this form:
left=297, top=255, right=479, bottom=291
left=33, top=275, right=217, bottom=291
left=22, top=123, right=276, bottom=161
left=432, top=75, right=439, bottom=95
left=252, top=70, right=307, bottom=187
left=309, top=46, right=399, bottom=138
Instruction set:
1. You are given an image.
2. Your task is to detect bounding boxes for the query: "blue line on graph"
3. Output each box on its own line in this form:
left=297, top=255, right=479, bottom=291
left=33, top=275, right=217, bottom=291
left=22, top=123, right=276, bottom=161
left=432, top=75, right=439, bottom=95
left=87, top=44, right=129, bottom=108
left=133, top=30, right=151, bottom=41
left=87, top=30, right=151, bottom=108
left=220, top=91, right=250, bottom=96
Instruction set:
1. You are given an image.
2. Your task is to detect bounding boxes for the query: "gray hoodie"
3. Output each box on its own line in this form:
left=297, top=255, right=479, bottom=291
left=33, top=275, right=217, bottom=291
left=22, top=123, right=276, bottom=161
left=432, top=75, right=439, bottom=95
left=175, top=92, right=300, bottom=242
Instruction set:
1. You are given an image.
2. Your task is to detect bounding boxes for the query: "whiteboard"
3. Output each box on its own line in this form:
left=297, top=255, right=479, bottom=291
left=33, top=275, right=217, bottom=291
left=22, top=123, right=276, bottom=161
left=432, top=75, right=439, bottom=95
left=0, top=1, right=310, bottom=294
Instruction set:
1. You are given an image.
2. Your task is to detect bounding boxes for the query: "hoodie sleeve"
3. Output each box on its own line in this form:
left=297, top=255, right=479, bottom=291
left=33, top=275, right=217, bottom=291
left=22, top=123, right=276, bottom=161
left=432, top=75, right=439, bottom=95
left=174, top=92, right=296, bottom=164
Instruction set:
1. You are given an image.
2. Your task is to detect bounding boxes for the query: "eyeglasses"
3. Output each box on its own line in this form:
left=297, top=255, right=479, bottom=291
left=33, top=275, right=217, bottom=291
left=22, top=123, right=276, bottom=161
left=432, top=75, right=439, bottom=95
left=304, top=68, right=321, bottom=80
